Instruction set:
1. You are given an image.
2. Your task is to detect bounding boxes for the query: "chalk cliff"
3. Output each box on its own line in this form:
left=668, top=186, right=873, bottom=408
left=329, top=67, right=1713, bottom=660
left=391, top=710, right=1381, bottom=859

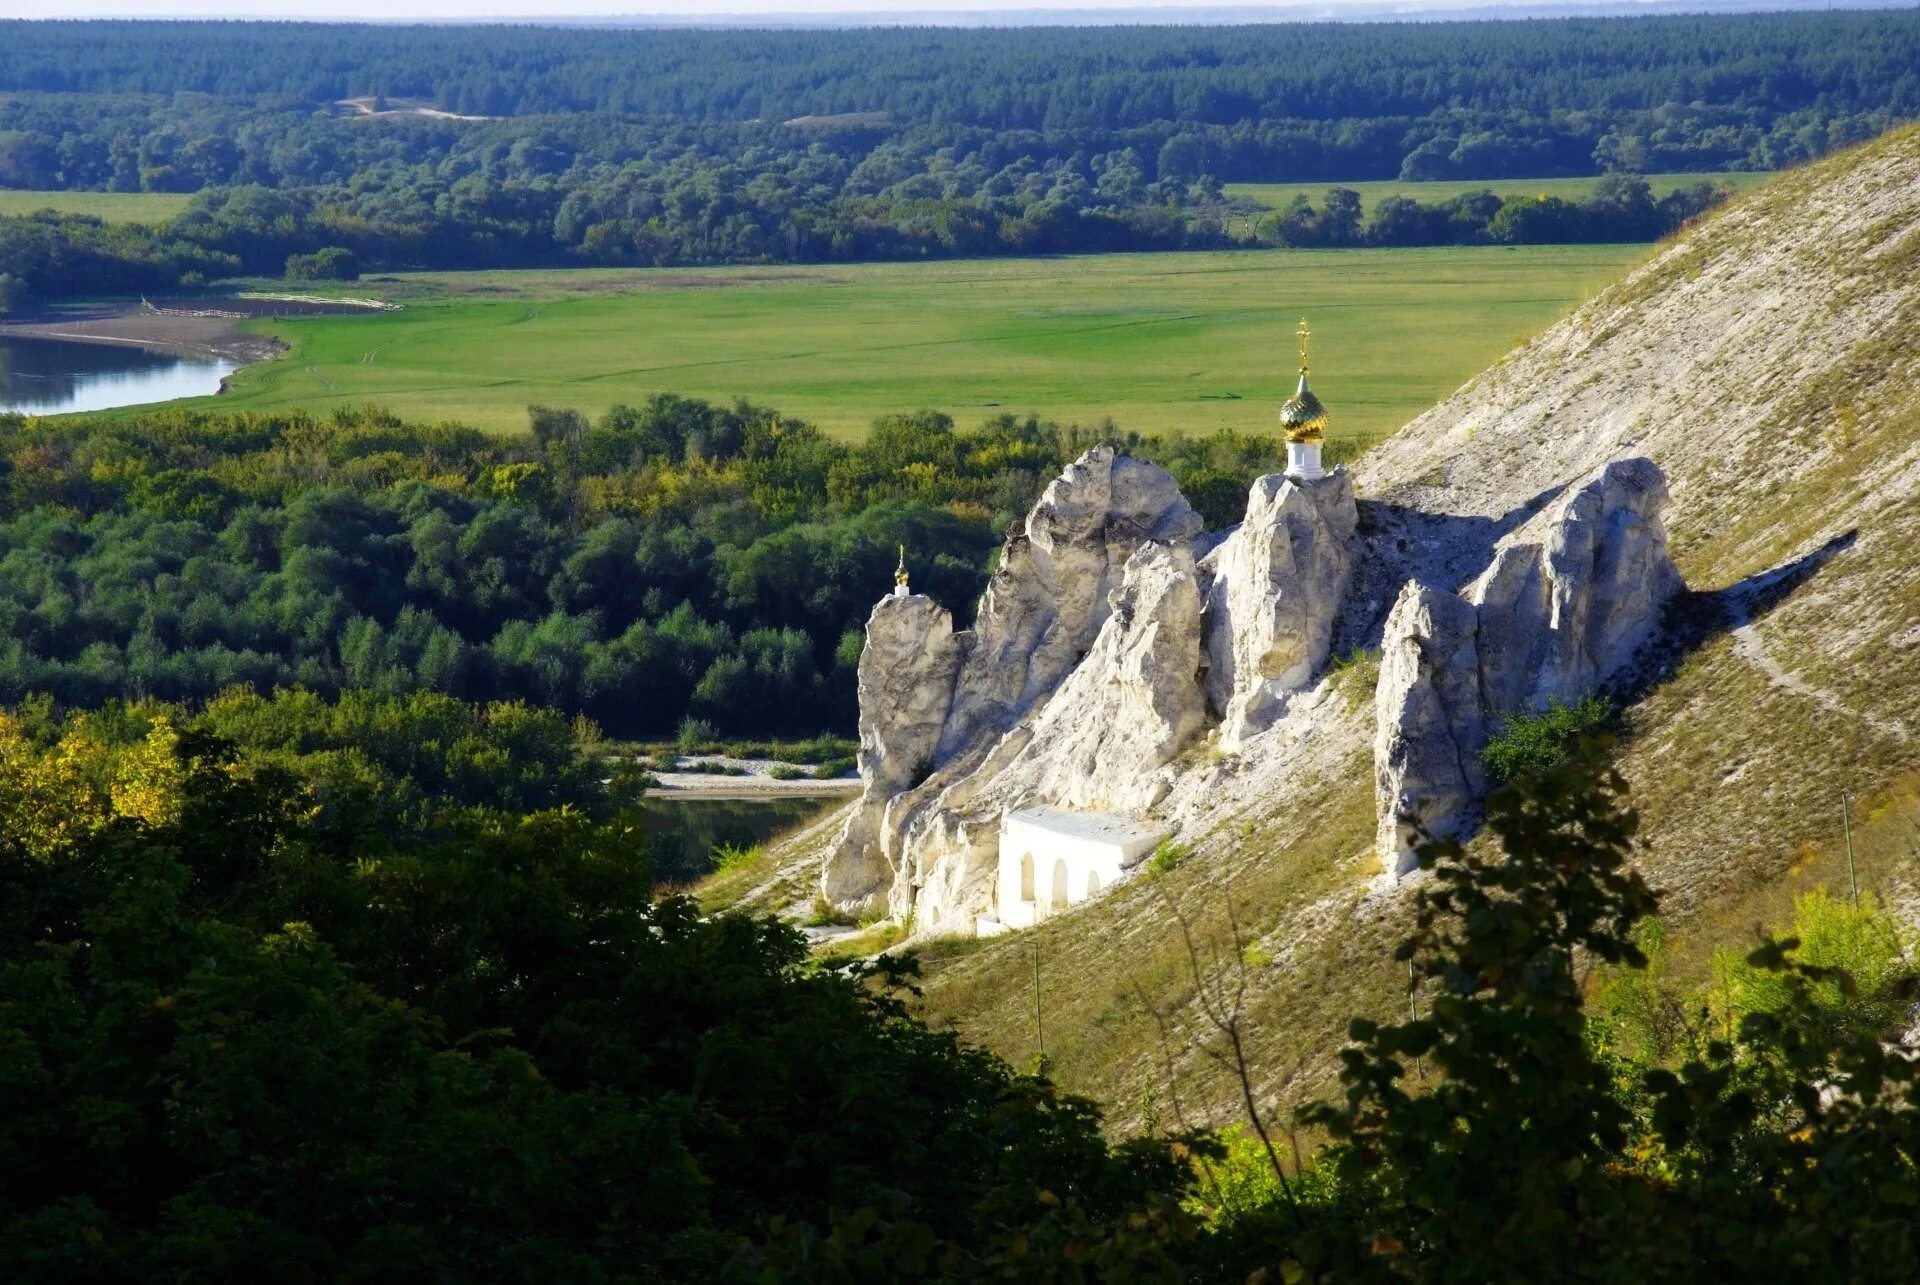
left=1200, top=470, right=1358, bottom=751
left=1370, top=456, right=1683, bottom=872
left=821, top=446, right=1368, bottom=931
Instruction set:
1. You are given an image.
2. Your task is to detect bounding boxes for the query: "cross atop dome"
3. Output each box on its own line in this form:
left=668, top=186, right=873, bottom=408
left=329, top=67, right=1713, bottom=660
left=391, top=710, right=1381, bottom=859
left=893, top=544, right=910, bottom=597
left=1280, top=317, right=1330, bottom=482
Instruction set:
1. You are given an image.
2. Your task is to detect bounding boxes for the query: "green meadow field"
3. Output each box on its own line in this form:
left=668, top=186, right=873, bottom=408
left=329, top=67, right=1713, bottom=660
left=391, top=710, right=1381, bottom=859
left=1224, top=171, right=1773, bottom=211
left=0, top=190, right=194, bottom=223
left=207, top=246, right=1646, bottom=441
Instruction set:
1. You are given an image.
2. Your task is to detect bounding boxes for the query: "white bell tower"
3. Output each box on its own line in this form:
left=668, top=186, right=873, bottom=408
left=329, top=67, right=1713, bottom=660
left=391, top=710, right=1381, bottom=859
left=1280, top=317, right=1330, bottom=482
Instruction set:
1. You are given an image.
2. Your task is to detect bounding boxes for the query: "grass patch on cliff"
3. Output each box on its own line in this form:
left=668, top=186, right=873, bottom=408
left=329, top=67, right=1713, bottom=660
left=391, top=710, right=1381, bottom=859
left=192, top=246, right=1643, bottom=439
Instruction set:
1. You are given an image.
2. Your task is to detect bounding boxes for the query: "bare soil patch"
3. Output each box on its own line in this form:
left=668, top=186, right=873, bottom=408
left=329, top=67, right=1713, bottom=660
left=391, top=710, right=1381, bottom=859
left=0, top=295, right=389, bottom=365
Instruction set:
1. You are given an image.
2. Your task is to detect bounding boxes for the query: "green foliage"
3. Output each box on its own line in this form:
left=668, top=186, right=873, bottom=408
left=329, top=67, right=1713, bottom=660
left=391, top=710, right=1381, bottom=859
left=676, top=716, right=719, bottom=753
left=0, top=700, right=1205, bottom=1279
left=1482, top=692, right=1613, bottom=783
left=814, top=755, right=858, bottom=779
left=1143, top=839, right=1188, bottom=879
left=2, top=15, right=1907, bottom=302
left=0, top=399, right=1107, bottom=739
left=710, top=840, right=761, bottom=871
left=284, top=245, right=360, bottom=282
left=1327, top=646, right=1382, bottom=712
left=1713, top=888, right=1916, bottom=1051
left=3, top=685, right=1918, bottom=1276
left=1211, top=757, right=1920, bottom=1281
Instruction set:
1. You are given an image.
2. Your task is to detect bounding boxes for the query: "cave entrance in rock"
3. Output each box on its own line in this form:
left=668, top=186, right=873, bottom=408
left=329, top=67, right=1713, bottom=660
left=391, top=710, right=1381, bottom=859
left=1050, top=859, right=1069, bottom=911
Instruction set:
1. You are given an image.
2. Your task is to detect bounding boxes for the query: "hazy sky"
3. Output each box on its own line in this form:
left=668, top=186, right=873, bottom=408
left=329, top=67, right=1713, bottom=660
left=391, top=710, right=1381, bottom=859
left=5, top=0, right=1354, bottom=17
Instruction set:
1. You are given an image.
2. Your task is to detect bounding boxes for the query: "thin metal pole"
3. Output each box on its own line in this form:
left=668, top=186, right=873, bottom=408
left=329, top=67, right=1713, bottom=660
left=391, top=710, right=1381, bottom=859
left=1032, top=938, right=1045, bottom=1061
left=1409, top=956, right=1424, bottom=1084
left=1843, top=795, right=1859, bottom=908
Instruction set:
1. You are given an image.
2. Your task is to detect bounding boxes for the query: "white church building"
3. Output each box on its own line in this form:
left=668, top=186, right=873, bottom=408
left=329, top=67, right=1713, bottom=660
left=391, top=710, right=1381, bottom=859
left=976, top=806, right=1167, bottom=936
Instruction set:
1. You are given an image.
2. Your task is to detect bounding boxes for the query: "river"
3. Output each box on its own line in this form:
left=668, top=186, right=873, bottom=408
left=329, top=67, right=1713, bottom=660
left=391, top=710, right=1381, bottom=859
left=644, top=794, right=839, bottom=884
left=0, top=335, right=236, bottom=415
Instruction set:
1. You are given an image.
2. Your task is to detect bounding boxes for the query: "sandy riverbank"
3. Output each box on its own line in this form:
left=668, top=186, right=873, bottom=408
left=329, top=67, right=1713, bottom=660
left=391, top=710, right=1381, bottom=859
left=642, top=752, right=862, bottom=799
left=0, top=294, right=392, bottom=367
left=646, top=775, right=861, bottom=800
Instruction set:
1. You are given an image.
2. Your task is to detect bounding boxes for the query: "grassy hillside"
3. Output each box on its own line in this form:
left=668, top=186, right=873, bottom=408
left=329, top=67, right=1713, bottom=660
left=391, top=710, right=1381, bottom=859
left=1225, top=171, right=1775, bottom=211
left=893, top=124, right=1920, bottom=1130
left=199, top=246, right=1643, bottom=440
left=0, top=190, right=193, bottom=224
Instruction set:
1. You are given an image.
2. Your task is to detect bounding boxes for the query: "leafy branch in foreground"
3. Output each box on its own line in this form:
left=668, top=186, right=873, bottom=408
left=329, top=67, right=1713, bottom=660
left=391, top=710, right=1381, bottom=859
left=1206, top=747, right=1920, bottom=1282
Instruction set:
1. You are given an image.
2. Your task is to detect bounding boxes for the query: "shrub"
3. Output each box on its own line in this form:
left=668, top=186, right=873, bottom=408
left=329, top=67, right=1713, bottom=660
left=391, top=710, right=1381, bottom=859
left=1482, top=692, right=1612, bottom=782
left=1143, top=839, right=1187, bottom=879
left=710, top=841, right=761, bottom=872
left=813, top=755, right=857, bottom=779
left=676, top=716, right=718, bottom=753
left=1326, top=646, right=1381, bottom=712
left=284, top=245, right=360, bottom=282
left=768, top=764, right=807, bottom=780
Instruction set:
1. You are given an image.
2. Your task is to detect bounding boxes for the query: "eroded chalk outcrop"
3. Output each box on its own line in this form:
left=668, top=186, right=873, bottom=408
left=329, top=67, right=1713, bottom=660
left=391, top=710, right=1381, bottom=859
left=1373, top=457, right=1682, bottom=874
left=821, top=443, right=1368, bottom=930
left=1200, top=470, right=1358, bottom=750
left=934, top=446, right=1203, bottom=767
left=1471, top=457, right=1682, bottom=713
left=819, top=446, right=1208, bottom=919
left=1373, top=583, right=1488, bottom=875
left=819, top=592, right=962, bottom=906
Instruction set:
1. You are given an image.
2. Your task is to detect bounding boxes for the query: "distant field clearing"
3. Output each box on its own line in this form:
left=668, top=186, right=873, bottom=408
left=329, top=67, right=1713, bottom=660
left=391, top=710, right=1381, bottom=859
left=205, top=246, right=1648, bottom=441
left=1225, top=171, right=1775, bottom=211
left=0, top=190, right=193, bottom=224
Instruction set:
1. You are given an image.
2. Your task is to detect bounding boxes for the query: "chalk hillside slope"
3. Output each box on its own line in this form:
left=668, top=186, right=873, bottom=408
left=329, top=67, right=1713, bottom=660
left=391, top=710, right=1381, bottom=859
left=868, top=124, right=1920, bottom=1125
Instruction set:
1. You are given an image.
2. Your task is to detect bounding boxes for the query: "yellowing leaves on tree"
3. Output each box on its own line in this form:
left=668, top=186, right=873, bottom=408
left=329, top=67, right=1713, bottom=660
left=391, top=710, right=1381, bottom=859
left=0, top=711, right=191, bottom=860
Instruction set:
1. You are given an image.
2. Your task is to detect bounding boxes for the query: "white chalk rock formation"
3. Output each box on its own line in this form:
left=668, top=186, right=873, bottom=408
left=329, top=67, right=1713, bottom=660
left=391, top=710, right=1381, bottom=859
left=818, top=447, right=1202, bottom=919
left=818, top=593, right=962, bottom=907
left=975, top=540, right=1209, bottom=812
left=1373, top=457, right=1683, bottom=874
left=1470, top=457, right=1683, bottom=712
left=883, top=540, right=1211, bottom=932
left=819, top=445, right=1374, bottom=932
left=1200, top=471, right=1358, bottom=750
left=1373, top=584, right=1488, bottom=876
left=933, top=446, right=1202, bottom=766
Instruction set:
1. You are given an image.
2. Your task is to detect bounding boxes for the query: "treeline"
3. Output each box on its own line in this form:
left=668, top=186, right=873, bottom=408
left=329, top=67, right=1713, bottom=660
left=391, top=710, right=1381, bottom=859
left=0, top=397, right=1294, bottom=739
left=1, top=13, right=1914, bottom=143
left=0, top=85, right=1886, bottom=202
left=1256, top=174, right=1727, bottom=248
left=6, top=725, right=1919, bottom=1277
left=0, top=174, right=1728, bottom=315
left=0, top=686, right=1194, bottom=1277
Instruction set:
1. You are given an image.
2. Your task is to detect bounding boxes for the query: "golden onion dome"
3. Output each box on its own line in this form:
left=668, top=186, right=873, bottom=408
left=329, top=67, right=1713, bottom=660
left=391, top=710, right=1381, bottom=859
left=1280, top=317, right=1328, bottom=444
left=1280, top=373, right=1328, bottom=444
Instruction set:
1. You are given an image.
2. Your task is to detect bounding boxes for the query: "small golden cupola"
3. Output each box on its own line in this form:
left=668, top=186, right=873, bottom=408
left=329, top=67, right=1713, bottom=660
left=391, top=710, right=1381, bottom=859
left=1280, top=317, right=1330, bottom=481
left=893, top=544, right=910, bottom=597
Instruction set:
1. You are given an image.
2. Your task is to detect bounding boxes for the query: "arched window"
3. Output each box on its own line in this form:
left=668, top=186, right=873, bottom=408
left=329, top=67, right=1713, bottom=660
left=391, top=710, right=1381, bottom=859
left=1086, top=870, right=1102, bottom=898
left=1019, top=852, right=1035, bottom=902
left=1050, top=859, right=1070, bottom=911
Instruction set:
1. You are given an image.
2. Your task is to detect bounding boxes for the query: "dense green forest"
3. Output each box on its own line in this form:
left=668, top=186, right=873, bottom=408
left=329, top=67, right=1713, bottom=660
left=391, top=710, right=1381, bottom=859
left=4, top=716, right=1916, bottom=1277
left=0, top=12, right=1913, bottom=305
left=0, top=397, right=1301, bottom=738
left=0, top=172, right=1726, bottom=313
left=2, top=14, right=1913, bottom=145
